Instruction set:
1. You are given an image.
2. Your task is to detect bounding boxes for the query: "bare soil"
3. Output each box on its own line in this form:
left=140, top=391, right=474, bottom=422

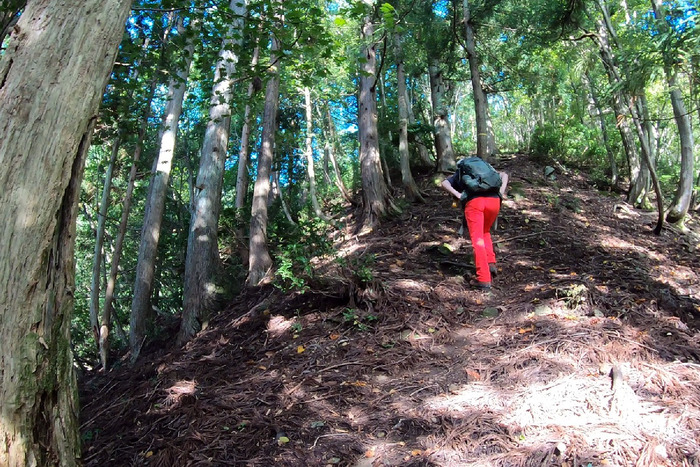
left=80, top=153, right=700, bottom=466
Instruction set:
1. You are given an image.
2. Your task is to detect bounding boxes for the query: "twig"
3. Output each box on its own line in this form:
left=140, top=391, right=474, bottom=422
left=495, top=230, right=557, bottom=244
left=316, top=361, right=364, bottom=374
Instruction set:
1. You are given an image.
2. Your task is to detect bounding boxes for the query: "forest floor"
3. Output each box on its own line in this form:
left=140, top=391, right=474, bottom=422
left=80, top=153, right=700, bottom=467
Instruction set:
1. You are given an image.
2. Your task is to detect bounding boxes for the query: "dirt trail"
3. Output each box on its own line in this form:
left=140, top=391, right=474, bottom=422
left=80, top=153, right=700, bottom=466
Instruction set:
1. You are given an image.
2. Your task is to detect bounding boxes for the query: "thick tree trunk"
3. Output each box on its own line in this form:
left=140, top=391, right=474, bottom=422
left=463, top=0, right=490, bottom=159
left=247, top=34, right=281, bottom=286
left=303, top=87, right=331, bottom=220
left=358, top=14, right=393, bottom=229
left=180, top=0, right=247, bottom=344
left=428, top=58, right=455, bottom=172
left=394, top=33, right=424, bottom=203
left=0, top=1, right=130, bottom=465
left=131, top=25, right=194, bottom=360
left=90, top=139, right=119, bottom=354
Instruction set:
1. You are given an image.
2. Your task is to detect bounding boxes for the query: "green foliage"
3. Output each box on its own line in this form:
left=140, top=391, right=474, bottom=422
left=269, top=214, right=334, bottom=293
left=342, top=307, right=378, bottom=331
left=336, top=253, right=375, bottom=286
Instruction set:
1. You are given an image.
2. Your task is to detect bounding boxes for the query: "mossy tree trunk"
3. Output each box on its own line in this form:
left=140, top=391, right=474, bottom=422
left=0, top=0, right=131, bottom=465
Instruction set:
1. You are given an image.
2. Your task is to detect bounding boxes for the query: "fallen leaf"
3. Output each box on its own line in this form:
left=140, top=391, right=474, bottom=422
left=277, top=436, right=290, bottom=445
left=329, top=333, right=340, bottom=340
left=411, top=450, right=423, bottom=456
left=297, top=346, right=305, bottom=354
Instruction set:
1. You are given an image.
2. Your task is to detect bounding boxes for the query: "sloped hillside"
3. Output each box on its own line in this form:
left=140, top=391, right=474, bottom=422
left=80, top=153, right=700, bottom=466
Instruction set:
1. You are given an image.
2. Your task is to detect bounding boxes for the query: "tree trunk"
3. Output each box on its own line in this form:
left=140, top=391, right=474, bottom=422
left=404, top=77, right=433, bottom=167
left=428, top=58, right=455, bottom=172
left=0, top=1, right=130, bottom=465
left=394, top=33, right=424, bottom=203
left=303, top=87, right=331, bottom=220
left=90, top=138, right=119, bottom=355
left=247, top=33, right=281, bottom=286
left=592, top=19, right=643, bottom=202
left=101, top=81, right=156, bottom=370
left=358, top=13, right=393, bottom=229
left=235, top=40, right=261, bottom=211
left=585, top=71, right=618, bottom=188
left=463, top=0, right=490, bottom=159
left=180, top=0, right=247, bottom=344
left=131, top=21, right=194, bottom=361
left=651, top=0, right=695, bottom=226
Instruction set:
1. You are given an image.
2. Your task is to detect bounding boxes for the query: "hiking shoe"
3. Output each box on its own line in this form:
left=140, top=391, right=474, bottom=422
left=489, top=264, right=498, bottom=278
left=470, top=280, right=491, bottom=290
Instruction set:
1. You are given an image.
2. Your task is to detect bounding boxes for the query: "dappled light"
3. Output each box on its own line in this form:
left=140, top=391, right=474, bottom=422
left=79, top=154, right=700, bottom=466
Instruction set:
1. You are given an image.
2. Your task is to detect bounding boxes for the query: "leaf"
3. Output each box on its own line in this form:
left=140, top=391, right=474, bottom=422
left=277, top=436, right=290, bottom=445
left=334, top=18, right=347, bottom=27
left=329, top=332, right=340, bottom=340
left=297, top=345, right=305, bottom=354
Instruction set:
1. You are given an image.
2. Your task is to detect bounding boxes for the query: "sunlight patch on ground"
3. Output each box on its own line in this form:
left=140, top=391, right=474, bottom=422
left=597, top=234, right=667, bottom=262
left=519, top=208, right=551, bottom=223
left=267, top=315, right=294, bottom=337
left=387, top=279, right=432, bottom=293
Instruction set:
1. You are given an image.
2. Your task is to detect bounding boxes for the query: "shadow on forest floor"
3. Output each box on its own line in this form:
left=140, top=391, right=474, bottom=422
left=80, top=153, right=700, bottom=466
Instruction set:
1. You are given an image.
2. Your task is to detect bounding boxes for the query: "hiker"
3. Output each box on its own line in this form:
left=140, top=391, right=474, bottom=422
left=441, top=156, right=509, bottom=290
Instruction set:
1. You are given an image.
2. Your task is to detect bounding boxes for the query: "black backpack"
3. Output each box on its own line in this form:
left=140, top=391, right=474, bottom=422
left=456, top=157, right=502, bottom=195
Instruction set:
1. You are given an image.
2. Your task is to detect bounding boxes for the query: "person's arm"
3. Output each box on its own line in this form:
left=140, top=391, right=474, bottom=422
left=499, top=171, right=509, bottom=197
left=441, top=178, right=462, bottom=200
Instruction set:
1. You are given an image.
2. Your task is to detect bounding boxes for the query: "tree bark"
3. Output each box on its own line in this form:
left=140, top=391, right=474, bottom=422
left=180, top=0, right=247, bottom=344
left=247, top=33, right=281, bottom=286
left=394, top=33, right=424, bottom=203
left=585, top=71, right=618, bottom=188
left=90, top=139, right=119, bottom=355
left=428, top=58, right=455, bottom=172
left=0, top=1, right=131, bottom=465
left=235, top=40, right=261, bottom=211
left=463, top=0, right=490, bottom=159
left=651, top=0, right=695, bottom=227
left=358, top=12, right=393, bottom=229
left=131, top=19, right=194, bottom=360
left=325, top=104, right=354, bottom=203
left=404, top=77, right=434, bottom=167
left=303, top=87, right=332, bottom=220
left=101, top=79, right=158, bottom=371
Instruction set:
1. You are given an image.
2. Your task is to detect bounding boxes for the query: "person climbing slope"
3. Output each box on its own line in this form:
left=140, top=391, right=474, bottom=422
left=441, top=156, right=509, bottom=290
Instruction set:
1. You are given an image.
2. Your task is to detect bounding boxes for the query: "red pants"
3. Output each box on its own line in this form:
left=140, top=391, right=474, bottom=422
left=464, top=197, right=501, bottom=283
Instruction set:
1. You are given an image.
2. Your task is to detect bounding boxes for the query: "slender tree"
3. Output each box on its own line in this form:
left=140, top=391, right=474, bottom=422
left=0, top=0, right=131, bottom=464
left=248, top=30, right=282, bottom=286
left=89, top=138, right=120, bottom=353
left=131, top=17, right=195, bottom=360
left=463, top=0, right=490, bottom=159
left=651, top=0, right=695, bottom=227
left=394, top=32, right=425, bottom=202
left=303, top=86, right=332, bottom=220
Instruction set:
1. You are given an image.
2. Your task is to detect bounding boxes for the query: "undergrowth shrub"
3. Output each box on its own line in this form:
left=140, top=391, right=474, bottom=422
left=269, top=211, right=334, bottom=292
